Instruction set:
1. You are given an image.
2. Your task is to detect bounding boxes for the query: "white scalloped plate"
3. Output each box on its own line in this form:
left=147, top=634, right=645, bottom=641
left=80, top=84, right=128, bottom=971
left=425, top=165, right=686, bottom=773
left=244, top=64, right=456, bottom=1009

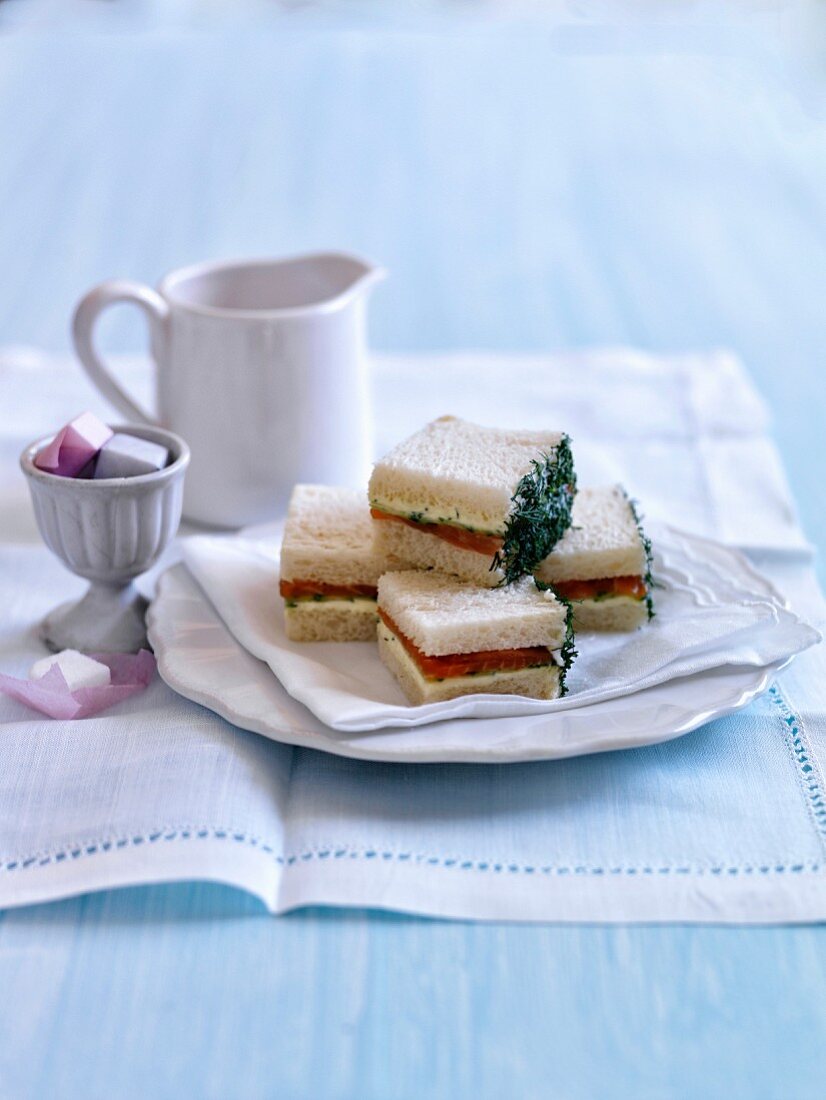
left=148, top=560, right=796, bottom=764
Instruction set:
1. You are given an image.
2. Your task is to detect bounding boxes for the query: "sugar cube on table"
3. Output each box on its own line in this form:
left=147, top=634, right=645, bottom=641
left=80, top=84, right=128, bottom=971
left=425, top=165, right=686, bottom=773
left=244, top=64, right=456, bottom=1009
left=93, top=433, right=169, bottom=479
left=30, top=650, right=111, bottom=692
left=34, top=411, right=113, bottom=478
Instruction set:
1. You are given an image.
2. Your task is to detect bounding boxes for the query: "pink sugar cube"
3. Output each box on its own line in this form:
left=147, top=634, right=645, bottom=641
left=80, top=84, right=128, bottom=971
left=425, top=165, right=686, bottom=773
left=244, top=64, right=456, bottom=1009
left=35, top=411, right=113, bottom=478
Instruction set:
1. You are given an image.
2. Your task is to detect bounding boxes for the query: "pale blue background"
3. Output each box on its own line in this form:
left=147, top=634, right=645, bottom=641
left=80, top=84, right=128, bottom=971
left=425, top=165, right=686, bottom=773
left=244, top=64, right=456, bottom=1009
left=1, top=5, right=825, bottom=1099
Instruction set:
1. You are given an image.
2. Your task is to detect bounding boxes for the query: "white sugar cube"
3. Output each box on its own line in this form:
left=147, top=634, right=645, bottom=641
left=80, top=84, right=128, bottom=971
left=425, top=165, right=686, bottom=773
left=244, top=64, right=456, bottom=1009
left=93, top=433, right=169, bottom=479
left=30, top=649, right=111, bottom=691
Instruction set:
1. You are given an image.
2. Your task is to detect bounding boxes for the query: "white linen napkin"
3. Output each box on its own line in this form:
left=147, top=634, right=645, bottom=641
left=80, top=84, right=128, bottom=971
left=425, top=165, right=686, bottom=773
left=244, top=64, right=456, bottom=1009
left=1, top=348, right=825, bottom=922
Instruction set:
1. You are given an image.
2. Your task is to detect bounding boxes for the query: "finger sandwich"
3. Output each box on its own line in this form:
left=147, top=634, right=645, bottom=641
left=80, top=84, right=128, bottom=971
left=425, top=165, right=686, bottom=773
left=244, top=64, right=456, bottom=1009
left=534, top=484, right=654, bottom=630
left=369, top=416, right=576, bottom=587
left=280, top=484, right=399, bottom=642
left=377, top=570, right=575, bottom=705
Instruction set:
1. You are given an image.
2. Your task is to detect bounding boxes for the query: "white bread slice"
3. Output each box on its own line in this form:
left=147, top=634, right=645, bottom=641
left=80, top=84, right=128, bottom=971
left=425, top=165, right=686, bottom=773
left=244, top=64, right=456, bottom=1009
left=369, top=416, right=567, bottom=534
left=281, top=484, right=402, bottom=587
left=570, top=596, right=648, bottom=632
left=535, top=485, right=647, bottom=584
left=285, top=598, right=378, bottom=642
left=378, top=622, right=561, bottom=705
left=373, top=517, right=502, bottom=588
left=377, top=570, right=567, bottom=656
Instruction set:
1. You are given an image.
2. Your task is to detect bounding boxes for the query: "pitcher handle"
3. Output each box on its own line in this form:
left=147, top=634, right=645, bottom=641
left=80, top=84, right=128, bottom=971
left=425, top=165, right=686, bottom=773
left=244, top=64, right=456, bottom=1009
left=72, top=279, right=169, bottom=426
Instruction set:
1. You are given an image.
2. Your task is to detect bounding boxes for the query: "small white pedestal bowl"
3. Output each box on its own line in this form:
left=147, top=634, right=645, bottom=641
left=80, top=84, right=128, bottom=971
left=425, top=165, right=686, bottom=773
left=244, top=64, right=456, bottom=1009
left=21, top=424, right=190, bottom=653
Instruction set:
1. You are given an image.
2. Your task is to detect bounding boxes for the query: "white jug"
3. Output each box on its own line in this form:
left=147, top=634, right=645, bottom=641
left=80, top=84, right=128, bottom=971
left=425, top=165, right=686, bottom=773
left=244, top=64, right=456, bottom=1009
left=72, top=252, right=384, bottom=527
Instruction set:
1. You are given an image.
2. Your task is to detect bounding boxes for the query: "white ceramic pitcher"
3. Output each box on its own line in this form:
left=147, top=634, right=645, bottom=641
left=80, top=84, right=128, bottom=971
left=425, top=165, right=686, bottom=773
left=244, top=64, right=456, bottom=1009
left=72, top=252, right=384, bottom=527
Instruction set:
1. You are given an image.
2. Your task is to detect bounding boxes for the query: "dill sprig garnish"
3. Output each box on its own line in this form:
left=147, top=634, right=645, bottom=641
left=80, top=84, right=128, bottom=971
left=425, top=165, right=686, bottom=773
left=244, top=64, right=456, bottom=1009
left=491, top=435, right=576, bottom=585
left=534, top=579, right=577, bottom=696
left=557, top=596, right=577, bottom=696
left=624, top=491, right=656, bottom=620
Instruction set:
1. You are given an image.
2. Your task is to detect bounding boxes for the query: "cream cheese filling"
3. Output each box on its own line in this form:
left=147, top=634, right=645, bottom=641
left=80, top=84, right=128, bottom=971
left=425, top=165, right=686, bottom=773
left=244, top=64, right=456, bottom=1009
left=285, top=597, right=378, bottom=613
left=565, top=593, right=645, bottom=606
left=370, top=499, right=504, bottom=538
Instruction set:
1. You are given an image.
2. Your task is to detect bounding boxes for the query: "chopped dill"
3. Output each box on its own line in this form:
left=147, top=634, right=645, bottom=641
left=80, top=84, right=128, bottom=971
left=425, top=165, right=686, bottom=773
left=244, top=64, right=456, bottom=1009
left=491, top=435, right=576, bottom=584
left=534, top=579, right=577, bottom=696
left=623, top=491, right=656, bottom=620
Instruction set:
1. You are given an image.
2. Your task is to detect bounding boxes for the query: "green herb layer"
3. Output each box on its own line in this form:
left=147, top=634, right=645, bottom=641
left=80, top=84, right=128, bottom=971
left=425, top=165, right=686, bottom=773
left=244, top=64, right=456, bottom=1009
left=492, top=436, right=577, bottom=584
left=531, top=583, right=578, bottom=697
left=623, top=491, right=656, bottom=621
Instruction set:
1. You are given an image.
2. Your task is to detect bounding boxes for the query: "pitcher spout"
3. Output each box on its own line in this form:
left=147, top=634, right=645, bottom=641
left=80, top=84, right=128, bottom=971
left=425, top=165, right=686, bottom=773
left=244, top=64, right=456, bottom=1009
left=322, top=251, right=386, bottom=302
left=264, top=250, right=386, bottom=315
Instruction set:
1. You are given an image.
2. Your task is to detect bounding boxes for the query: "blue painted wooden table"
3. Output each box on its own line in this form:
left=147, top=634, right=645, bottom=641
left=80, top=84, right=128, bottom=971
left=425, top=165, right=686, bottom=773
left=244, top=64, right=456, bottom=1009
left=1, top=8, right=825, bottom=1099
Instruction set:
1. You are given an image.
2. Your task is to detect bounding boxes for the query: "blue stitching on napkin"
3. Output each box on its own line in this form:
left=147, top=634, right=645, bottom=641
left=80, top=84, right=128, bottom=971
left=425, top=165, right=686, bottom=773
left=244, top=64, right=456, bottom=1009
left=0, top=829, right=822, bottom=879
left=770, top=684, right=826, bottom=850
left=2, top=684, right=825, bottom=879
